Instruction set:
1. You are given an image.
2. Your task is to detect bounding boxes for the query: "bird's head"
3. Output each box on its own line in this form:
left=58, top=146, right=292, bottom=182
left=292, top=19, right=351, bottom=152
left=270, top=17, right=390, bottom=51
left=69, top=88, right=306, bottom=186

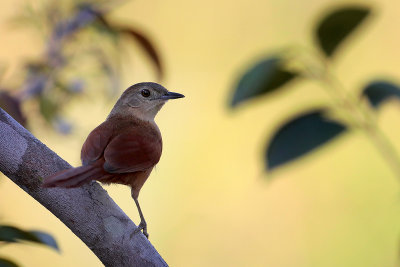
left=109, top=82, right=184, bottom=121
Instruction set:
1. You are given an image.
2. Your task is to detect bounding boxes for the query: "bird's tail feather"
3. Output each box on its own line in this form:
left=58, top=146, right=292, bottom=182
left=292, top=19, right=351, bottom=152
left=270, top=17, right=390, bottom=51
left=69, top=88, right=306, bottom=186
left=42, top=164, right=105, bottom=188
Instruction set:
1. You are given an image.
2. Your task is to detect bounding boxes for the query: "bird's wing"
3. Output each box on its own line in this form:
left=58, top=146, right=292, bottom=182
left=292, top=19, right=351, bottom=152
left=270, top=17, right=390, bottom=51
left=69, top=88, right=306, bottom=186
left=103, top=129, right=162, bottom=173
left=81, top=124, right=113, bottom=166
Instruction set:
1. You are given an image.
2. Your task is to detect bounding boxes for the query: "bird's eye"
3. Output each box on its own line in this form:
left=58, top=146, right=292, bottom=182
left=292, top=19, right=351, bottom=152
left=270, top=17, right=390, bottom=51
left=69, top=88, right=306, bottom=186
left=141, top=89, right=151, bottom=97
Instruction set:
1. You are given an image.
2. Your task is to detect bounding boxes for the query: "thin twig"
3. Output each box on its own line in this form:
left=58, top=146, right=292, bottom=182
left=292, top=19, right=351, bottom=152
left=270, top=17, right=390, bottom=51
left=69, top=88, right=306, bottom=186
left=319, top=58, right=400, bottom=180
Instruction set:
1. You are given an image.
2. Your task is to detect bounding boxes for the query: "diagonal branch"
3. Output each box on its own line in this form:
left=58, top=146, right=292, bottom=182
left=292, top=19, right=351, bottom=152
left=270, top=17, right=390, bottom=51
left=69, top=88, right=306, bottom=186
left=0, top=108, right=167, bottom=267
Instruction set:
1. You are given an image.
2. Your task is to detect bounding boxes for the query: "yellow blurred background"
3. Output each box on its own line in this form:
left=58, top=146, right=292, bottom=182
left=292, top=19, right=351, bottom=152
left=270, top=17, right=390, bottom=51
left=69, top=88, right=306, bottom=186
left=1, top=0, right=400, bottom=266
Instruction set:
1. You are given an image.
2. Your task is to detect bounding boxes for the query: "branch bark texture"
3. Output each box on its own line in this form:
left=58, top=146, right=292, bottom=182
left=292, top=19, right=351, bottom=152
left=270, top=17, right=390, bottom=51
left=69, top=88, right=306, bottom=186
left=0, top=108, right=167, bottom=267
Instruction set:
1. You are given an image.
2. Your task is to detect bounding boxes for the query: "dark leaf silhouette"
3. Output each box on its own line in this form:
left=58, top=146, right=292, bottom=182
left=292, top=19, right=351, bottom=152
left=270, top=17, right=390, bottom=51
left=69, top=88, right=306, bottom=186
left=231, top=57, right=297, bottom=107
left=315, top=6, right=370, bottom=57
left=29, top=230, right=59, bottom=251
left=362, top=80, right=400, bottom=108
left=266, top=109, right=347, bottom=170
left=0, top=258, right=19, bottom=267
left=0, top=225, right=59, bottom=251
left=0, top=92, right=26, bottom=126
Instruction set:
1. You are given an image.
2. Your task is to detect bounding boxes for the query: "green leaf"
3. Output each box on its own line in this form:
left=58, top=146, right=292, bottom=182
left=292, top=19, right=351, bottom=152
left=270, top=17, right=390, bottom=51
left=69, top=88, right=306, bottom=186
left=266, top=109, right=346, bottom=170
left=362, top=81, right=400, bottom=108
left=0, top=225, right=59, bottom=251
left=39, top=96, right=58, bottom=123
left=0, top=258, right=19, bottom=267
left=315, top=6, right=370, bottom=57
left=230, top=57, right=297, bottom=107
left=29, top=231, right=59, bottom=251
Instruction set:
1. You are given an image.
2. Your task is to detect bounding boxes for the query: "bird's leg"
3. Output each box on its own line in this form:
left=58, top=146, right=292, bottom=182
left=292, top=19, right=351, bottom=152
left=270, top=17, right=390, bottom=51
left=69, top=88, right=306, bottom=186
left=131, top=192, right=149, bottom=239
left=133, top=198, right=149, bottom=238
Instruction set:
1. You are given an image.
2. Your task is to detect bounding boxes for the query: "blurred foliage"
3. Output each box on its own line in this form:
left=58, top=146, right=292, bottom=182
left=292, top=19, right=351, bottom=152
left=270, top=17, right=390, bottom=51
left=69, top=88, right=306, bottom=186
left=315, top=6, right=370, bottom=57
left=0, top=224, right=59, bottom=267
left=0, top=0, right=163, bottom=266
left=230, top=5, right=400, bottom=172
left=266, top=109, right=346, bottom=170
left=231, top=57, right=297, bottom=107
left=362, top=81, right=400, bottom=108
left=0, top=225, right=58, bottom=250
left=0, top=0, right=163, bottom=133
left=0, top=258, right=19, bottom=267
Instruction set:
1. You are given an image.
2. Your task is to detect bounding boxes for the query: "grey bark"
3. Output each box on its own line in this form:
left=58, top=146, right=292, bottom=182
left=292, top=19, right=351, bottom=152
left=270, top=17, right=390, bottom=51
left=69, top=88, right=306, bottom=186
left=0, top=108, right=167, bottom=267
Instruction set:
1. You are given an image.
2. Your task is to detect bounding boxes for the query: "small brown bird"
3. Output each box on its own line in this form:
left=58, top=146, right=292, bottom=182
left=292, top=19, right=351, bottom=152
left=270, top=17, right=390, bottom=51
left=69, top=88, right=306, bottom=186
left=43, top=82, right=184, bottom=238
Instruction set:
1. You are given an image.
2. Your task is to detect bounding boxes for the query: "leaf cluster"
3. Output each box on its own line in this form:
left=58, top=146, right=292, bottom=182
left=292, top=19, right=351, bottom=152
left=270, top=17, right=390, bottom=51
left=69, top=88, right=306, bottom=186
left=230, top=6, right=400, bottom=171
left=0, top=0, right=163, bottom=133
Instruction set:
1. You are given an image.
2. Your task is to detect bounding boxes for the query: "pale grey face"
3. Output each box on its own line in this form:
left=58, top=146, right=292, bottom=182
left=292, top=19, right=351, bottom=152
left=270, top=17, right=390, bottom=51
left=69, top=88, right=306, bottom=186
left=119, top=82, right=184, bottom=118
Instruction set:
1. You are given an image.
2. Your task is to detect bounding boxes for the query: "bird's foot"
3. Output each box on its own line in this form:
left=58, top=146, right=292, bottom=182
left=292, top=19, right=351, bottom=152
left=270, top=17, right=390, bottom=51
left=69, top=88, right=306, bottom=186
left=131, top=221, right=149, bottom=239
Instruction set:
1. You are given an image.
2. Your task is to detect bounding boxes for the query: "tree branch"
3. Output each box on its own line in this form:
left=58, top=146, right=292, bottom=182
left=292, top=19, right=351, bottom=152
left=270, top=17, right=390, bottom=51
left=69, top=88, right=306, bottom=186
left=0, top=108, right=167, bottom=267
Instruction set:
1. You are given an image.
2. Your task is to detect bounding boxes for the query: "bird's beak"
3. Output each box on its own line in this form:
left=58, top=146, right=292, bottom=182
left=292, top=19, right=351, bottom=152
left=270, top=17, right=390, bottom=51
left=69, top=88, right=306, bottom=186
left=160, top=91, right=185, bottom=100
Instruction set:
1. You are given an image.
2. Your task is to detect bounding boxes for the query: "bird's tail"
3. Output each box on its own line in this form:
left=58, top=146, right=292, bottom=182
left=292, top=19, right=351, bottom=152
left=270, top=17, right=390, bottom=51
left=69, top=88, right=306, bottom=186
left=42, top=162, right=108, bottom=188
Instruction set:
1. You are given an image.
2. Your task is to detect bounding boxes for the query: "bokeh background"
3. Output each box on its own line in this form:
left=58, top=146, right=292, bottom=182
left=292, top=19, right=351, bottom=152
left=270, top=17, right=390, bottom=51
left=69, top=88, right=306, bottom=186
left=1, top=0, right=400, bottom=266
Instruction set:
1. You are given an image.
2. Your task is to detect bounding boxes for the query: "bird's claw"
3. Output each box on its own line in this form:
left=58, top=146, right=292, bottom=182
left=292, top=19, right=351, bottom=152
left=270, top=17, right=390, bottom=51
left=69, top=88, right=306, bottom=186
left=131, top=221, right=149, bottom=239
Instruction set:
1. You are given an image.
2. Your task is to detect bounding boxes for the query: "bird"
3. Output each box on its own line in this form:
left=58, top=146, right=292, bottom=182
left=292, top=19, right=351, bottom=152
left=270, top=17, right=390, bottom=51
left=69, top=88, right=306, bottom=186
left=42, top=82, right=184, bottom=238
